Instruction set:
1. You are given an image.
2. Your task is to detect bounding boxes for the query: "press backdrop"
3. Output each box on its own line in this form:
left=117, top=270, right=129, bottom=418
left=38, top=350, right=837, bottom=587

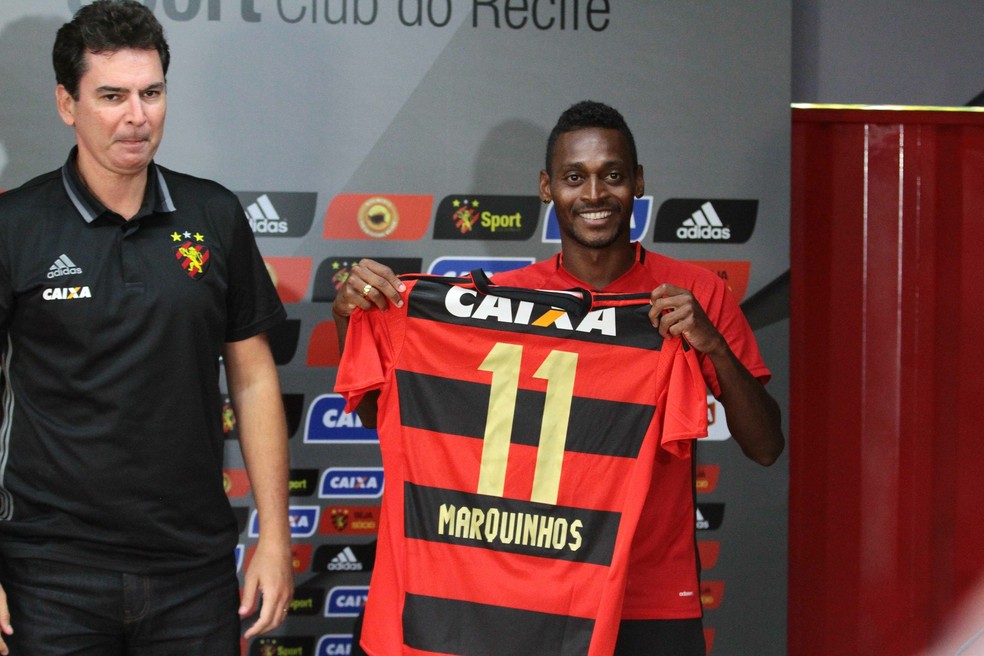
left=0, top=2, right=791, bottom=654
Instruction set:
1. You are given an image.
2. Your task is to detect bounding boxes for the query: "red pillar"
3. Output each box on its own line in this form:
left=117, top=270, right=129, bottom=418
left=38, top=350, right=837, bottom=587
left=790, top=107, right=984, bottom=656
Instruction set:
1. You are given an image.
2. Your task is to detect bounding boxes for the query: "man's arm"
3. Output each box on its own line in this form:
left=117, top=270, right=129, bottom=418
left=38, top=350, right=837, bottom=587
left=330, top=259, right=405, bottom=428
left=223, top=333, right=294, bottom=638
left=650, top=283, right=784, bottom=466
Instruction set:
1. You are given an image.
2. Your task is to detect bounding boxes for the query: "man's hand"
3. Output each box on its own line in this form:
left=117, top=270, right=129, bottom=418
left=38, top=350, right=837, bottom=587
left=649, top=282, right=726, bottom=354
left=239, top=541, right=294, bottom=639
left=331, top=259, right=406, bottom=321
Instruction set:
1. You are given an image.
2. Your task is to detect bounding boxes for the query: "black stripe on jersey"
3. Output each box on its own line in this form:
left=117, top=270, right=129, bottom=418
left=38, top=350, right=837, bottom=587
left=403, top=593, right=593, bottom=656
left=405, top=278, right=664, bottom=350
left=396, top=370, right=655, bottom=459
left=404, top=482, right=620, bottom=566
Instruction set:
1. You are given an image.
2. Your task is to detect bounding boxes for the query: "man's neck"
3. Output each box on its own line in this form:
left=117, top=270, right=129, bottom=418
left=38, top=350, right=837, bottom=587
left=560, top=241, right=636, bottom=290
left=75, top=158, right=148, bottom=221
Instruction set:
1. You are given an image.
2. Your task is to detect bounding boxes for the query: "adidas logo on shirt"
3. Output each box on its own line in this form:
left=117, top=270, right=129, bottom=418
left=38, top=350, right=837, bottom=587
left=47, top=254, right=83, bottom=279
left=245, top=194, right=289, bottom=234
left=326, top=546, right=364, bottom=572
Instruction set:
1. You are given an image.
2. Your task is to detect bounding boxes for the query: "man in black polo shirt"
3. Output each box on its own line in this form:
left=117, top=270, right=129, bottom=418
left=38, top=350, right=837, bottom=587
left=0, top=2, right=293, bottom=654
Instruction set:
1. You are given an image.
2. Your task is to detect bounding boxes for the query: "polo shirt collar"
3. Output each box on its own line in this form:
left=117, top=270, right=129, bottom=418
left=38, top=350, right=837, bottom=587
left=60, top=146, right=177, bottom=223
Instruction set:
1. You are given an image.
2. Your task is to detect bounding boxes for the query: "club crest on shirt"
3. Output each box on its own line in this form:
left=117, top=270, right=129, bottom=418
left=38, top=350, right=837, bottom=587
left=170, top=230, right=210, bottom=279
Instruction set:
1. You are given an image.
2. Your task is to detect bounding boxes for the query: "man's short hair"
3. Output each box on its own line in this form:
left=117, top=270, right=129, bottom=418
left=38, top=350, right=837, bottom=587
left=544, top=101, right=638, bottom=173
left=53, top=0, right=170, bottom=99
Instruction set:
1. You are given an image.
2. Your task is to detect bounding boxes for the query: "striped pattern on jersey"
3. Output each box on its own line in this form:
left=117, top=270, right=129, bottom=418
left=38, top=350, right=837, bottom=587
left=335, top=274, right=707, bottom=656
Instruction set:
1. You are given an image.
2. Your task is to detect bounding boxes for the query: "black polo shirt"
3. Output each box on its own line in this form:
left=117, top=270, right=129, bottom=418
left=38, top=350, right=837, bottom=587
left=0, top=149, right=285, bottom=573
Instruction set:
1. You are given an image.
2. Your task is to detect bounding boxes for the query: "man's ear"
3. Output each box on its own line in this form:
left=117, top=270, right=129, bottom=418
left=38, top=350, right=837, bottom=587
left=55, top=85, right=76, bottom=127
left=539, top=169, right=552, bottom=204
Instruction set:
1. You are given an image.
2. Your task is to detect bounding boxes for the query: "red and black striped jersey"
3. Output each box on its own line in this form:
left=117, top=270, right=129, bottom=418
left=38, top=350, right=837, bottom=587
left=335, top=273, right=707, bottom=656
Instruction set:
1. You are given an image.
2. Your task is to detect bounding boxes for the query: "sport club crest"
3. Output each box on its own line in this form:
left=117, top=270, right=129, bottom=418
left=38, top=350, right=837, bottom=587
left=171, top=231, right=210, bottom=279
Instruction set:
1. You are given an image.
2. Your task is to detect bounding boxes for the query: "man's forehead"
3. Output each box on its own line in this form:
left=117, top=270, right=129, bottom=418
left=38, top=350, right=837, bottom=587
left=553, top=128, right=632, bottom=164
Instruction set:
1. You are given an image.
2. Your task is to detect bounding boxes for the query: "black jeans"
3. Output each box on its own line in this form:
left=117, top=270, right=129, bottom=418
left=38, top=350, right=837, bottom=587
left=0, top=556, right=240, bottom=656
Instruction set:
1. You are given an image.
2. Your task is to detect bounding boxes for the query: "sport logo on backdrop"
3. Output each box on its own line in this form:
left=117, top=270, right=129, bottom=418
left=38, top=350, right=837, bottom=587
left=652, top=199, right=757, bottom=243
left=433, top=195, right=540, bottom=240
left=541, top=196, right=653, bottom=243
left=427, top=256, right=535, bottom=278
left=235, top=192, right=317, bottom=237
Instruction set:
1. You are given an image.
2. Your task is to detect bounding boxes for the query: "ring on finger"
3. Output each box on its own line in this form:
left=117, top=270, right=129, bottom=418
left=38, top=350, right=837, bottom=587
left=361, top=283, right=373, bottom=297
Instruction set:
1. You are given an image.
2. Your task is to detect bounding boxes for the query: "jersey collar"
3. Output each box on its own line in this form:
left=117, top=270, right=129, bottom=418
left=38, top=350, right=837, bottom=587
left=60, top=146, right=177, bottom=224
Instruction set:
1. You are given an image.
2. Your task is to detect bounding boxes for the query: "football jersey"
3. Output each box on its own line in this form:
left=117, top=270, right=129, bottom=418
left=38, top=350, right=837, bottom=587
left=335, top=273, right=707, bottom=655
left=493, top=244, right=771, bottom=619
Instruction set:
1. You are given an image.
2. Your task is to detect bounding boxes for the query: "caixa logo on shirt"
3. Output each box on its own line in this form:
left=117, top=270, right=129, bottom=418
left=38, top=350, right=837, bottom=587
left=250, top=506, right=319, bottom=538
left=324, top=586, right=369, bottom=618
left=42, top=286, right=92, bottom=301
left=317, top=634, right=354, bottom=656
left=319, top=468, right=384, bottom=499
left=304, top=394, right=378, bottom=444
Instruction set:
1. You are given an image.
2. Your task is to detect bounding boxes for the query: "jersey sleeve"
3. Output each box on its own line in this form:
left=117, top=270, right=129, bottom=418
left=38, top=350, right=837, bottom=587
left=698, top=275, right=771, bottom=397
left=334, top=308, right=390, bottom=412
left=658, top=341, right=709, bottom=458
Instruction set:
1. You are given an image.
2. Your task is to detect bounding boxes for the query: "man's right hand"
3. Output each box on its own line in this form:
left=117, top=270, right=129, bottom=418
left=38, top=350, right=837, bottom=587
left=331, top=258, right=406, bottom=321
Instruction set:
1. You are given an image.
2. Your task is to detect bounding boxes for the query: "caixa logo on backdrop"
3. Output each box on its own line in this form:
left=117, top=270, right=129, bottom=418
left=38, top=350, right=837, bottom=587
left=427, top=256, right=535, bottom=278
left=316, top=634, right=354, bottom=656
left=250, top=506, right=319, bottom=538
left=319, top=468, right=384, bottom=499
left=541, top=196, right=653, bottom=243
left=304, top=394, right=378, bottom=443
left=325, top=586, right=370, bottom=618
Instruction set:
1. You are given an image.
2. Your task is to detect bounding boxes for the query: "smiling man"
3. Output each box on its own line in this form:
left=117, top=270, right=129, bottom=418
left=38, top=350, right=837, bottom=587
left=335, top=101, right=784, bottom=656
left=0, top=2, right=292, bottom=654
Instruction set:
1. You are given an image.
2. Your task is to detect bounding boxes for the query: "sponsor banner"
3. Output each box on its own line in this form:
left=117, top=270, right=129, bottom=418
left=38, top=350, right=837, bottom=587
left=284, top=394, right=305, bottom=438
left=289, top=469, right=320, bottom=497
left=306, top=321, right=341, bottom=368
left=432, top=195, right=540, bottom=240
left=316, top=635, right=354, bottom=656
left=323, top=194, right=432, bottom=240
left=223, top=469, right=251, bottom=498
left=304, top=394, right=378, bottom=443
left=264, top=257, right=313, bottom=304
left=698, top=540, right=721, bottom=570
left=311, top=256, right=423, bottom=303
left=324, top=586, right=369, bottom=617
left=319, top=505, right=382, bottom=535
left=686, top=260, right=751, bottom=302
left=289, top=586, right=325, bottom=616
left=249, top=636, right=315, bottom=656
left=696, top=503, right=725, bottom=531
left=236, top=191, right=318, bottom=238
left=705, top=394, right=732, bottom=442
left=233, top=506, right=250, bottom=534
left=319, top=468, right=385, bottom=499
left=696, top=464, right=720, bottom=494
left=225, top=395, right=303, bottom=439
left=291, top=544, right=315, bottom=574
left=701, top=581, right=726, bottom=610
left=312, top=542, right=377, bottom=573
left=653, top=199, right=757, bottom=244
left=268, top=318, right=301, bottom=365
left=250, top=506, right=319, bottom=538
left=427, top=255, right=535, bottom=278
left=542, top=196, right=653, bottom=243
